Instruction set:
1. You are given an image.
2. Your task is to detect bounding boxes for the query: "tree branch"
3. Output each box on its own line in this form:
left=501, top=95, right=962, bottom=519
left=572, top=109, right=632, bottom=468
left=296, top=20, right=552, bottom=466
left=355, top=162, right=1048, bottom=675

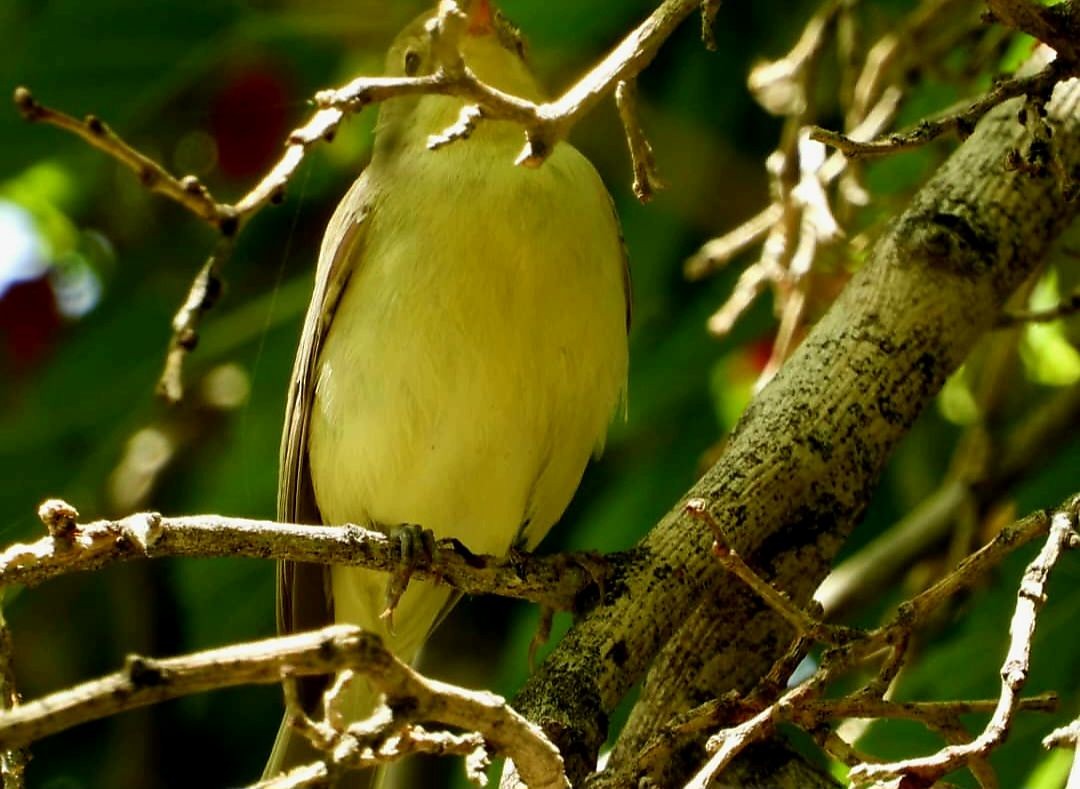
left=2, top=500, right=607, bottom=613
left=849, top=506, right=1079, bottom=785
left=984, top=0, right=1080, bottom=63
left=810, top=59, right=1074, bottom=159
left=507, top=65, right=1080, bottom=789
left=13, top=0, right=711, bottom=403
left=0, top=624, right=567, bottom=789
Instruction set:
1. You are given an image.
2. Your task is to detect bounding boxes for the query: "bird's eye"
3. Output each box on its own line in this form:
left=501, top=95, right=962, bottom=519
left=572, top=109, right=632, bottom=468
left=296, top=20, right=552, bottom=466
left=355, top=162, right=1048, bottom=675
left=404, top=50, right=421, bottom=76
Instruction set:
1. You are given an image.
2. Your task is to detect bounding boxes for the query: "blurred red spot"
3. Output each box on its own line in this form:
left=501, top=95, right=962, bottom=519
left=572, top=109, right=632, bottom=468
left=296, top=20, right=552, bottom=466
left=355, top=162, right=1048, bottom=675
left=210, top=64, right=291, bottom=181
left=745, top=335, right=774, bottom=373
left=0, top=277, right=61, bottom=373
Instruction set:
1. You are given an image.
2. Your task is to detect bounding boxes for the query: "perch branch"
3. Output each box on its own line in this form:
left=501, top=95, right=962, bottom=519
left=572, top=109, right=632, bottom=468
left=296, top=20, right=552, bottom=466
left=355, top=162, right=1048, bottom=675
left=1, top=500, right=606, bottom=613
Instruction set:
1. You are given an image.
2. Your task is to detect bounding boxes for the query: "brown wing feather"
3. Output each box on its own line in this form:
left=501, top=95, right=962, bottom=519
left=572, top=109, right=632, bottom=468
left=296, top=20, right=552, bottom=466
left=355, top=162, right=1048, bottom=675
left=276, top=174, right=372, bottom=709
left=612, top=192, right=633, bottom=334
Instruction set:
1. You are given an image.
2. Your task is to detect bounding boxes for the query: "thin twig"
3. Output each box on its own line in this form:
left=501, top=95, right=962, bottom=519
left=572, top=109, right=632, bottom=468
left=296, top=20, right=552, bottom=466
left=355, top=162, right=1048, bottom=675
left=685, top=681, right=819, bottom=789
left=16, top=0, right=709, bottom=402
left=687, top=498, right=863, bottom=645
left=1044, top=717, right=1080, bottom=750
left=896, top=503, right=1060, bottom=627
left=793, top=693, right=1058, bottom=728
left=12, top=87, right=234, bottom=229
left=811, top=60, right=1072, bottom=158
left=316, top=0, right=704, bottom=167
left=683, top=85, right=901, bottom=282
left=157, top=240, right=231, bottom=402
left=849, top=506, right=1079, bottom=786
left=0, top=611, right=26, bottom=789
left=996, top=286, right=1080, bottom=327
left=684, top=204, right=782, bottom=280
left=0, top=501, right=607, bottom=612
left=0, top=624, right=568, bottom=789
left=615, top=79, right=663, bottom=202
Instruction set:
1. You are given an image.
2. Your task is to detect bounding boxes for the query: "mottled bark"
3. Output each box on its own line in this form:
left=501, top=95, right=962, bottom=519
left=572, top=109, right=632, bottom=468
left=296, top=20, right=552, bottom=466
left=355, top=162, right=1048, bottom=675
left=509, top=75, right=1080, bottom=787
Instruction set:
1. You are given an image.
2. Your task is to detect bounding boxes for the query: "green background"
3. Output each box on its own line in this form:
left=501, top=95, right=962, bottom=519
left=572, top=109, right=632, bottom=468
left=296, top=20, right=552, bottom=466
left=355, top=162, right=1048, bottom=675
left=1, top=1, right=1077, bottom=787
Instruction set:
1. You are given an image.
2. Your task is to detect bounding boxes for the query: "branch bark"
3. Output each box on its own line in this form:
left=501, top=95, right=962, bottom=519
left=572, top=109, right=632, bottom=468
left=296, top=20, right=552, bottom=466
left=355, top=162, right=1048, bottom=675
left=2, top=502, right=606, bottom=612
left=0, top=625, right=568, bottom=789
left=506, top=72, right=1080, bottom=787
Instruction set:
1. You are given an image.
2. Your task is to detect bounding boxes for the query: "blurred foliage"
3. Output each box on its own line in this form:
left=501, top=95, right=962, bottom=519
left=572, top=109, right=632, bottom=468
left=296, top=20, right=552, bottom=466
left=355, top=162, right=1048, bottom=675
left=0, top=1, right=1078, bottom=788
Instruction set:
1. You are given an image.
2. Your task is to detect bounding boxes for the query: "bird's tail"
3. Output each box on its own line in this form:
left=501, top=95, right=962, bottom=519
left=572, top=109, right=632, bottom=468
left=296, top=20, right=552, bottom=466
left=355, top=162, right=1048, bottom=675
left=262, top=677, right=380, bottom=789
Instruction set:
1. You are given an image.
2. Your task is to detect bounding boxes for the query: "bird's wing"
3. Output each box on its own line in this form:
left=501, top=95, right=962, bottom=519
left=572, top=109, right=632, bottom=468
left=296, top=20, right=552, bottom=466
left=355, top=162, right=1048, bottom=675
left=277, top=173, right=372, bottom=659
left=614, top=194, right=633, bottom=335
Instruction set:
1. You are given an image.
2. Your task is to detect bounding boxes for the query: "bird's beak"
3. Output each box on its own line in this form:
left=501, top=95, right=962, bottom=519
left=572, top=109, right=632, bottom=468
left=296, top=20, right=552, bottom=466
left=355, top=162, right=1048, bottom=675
left=467, top=0, right=494, bottom=35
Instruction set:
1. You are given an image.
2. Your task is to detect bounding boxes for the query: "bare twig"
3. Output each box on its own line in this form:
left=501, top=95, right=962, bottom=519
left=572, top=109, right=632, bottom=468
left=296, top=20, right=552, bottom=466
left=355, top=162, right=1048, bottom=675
left=984, top=0, right=1080, bottom=62
left=810, top=60, right=1072, bottom=159
left=1043, top=716, right=1080, bottom=789
left=683, top=85, right=901, bottom=282
left=1044, top=717, right=1080, bottom=750
left=684, top=204, right=783, bottom=280
left=253, top=761, right=329, bottom=789
left=895, top=503, right=1062, bottom=627
left=0, top=501, right=606, bottom=612
left=12, top=87, right=234, bottom=229
left=157, top=241, right=230, bottom=402
left=685, top=681, right=819, bottom=789
left=316, top=0, right=704, bottom=167
left=747, top=0, right=844, bottom=116
left=615, top=79, right=663, bottom=202
left=794, top=693, right=1058, bottom=728
left=690, top=498, right=862, bottom=646
left=0, top=624, right=567, bottom=789
left=16, top=0, right=711, bottom=402
left=11, top=86, right=346, bottom=403
left=849, top=506, right=1079, bottom=786
left=996, top=286, right=1080, bottom=327
left=0, top=611, right=26, bottom=789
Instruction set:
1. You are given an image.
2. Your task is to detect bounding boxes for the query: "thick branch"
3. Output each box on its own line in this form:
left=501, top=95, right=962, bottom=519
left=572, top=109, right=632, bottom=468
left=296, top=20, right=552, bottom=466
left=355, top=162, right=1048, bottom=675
left=984, top=0, right=1080, bottom=62
left=509, top=72, right=1080, bottom=788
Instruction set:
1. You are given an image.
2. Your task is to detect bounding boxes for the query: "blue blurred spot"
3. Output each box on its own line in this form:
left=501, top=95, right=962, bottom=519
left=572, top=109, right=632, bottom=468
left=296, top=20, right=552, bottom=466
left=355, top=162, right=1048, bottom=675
left=0, top=201, right=48, bottom=298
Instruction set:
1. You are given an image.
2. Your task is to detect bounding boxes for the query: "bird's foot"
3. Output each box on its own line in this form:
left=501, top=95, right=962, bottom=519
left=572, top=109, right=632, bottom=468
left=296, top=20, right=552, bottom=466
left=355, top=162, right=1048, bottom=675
left=380, top=522, right=436, bottom=633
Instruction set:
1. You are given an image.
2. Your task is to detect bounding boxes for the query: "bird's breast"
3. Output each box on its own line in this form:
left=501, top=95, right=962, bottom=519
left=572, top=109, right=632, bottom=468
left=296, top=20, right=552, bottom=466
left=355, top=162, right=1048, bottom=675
left=309, top=138, right=628, bottom=556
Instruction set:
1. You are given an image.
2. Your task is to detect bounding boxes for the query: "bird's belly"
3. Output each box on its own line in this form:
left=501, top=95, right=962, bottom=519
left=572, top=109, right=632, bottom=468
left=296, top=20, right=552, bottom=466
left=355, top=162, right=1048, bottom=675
left=310, top=148, right=626, bottom=550
left=307, top=142, right=627, bottom=659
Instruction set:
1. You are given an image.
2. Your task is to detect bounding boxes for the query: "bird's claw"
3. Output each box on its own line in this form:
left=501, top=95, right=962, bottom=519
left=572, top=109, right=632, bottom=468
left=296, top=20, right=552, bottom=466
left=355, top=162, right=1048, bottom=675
left=380, top=522, right=436, bottom=632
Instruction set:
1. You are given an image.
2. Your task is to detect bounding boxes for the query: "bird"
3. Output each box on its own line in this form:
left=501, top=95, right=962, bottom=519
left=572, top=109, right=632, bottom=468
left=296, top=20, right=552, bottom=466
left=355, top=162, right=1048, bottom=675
left=265, top=1, right=630, bottom=783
